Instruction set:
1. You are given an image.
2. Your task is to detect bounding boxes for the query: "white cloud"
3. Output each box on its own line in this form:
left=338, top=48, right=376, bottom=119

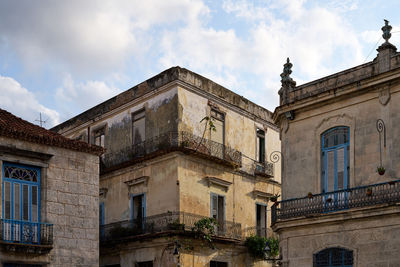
left=55, top=74, right=122, bottom=117
left=0, top=0, right=209, bottom=75
left=0, top=76, right=60, bottom=127
left=157, top=0, right=365, bottom=110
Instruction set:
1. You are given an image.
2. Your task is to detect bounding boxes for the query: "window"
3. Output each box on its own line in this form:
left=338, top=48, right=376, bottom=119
left=211, top=193, right=225, bottom=233
left=93, top=127, right=105, bottom=147
left=210, top=261, right=228, bottom=267
left=256, top=204, right=267, bottom=237
left=256, top=129, right=265, bottom=163
left=314, top=248, right=353, bottom=267
left=2, top=162, right=41, bottom=244
left=99, top=202, right=105, bottom=238
left=136, top=261, right=153, bottom=267
left=210, top=109, right=225, bottom=145
left=321, top=127, right=350, bottom=193
left=131, top=194, right=145, bottom=221
left=132, top=110, right=146, bottom=145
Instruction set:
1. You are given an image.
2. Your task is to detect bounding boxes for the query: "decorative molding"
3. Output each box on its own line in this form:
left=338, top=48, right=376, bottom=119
left=379, top=86, right=391, bottom=105
left=205, top=176, right=232, bottom=192
left=99, top=188, right=108, bottom=198
left=252, top=190, right=273, bottom=200
left=124, top=176, right=149, bottom=187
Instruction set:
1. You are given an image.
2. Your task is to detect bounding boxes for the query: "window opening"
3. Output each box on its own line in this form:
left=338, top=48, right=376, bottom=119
left=256, top=204, right=267, bottom=237
left=2, top=163, right=41, bottom=244
left=210, top=261, right=228, bottom=267
left=132, top=110, right=146, bottom=145
left=210, top=109, right=225, bottom=145
left=211, top=193, right=225, bottom=233
left=256, top=129, right=265, bottom=163
left=93, top=127, right=105, bottom=147
left=314, top=248, right=353, bottom=267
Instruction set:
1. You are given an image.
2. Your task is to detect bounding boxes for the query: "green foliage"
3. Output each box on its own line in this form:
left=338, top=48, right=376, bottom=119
left=192, top=217, right=217, bottom=249
left=200, top=116, right=216, bottom=132
left=245, top=236, right=279, bottom=259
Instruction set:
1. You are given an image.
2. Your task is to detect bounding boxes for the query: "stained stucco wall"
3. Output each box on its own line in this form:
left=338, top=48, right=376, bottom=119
left=99, top=154, right=179, bottom=224
left=0, top=136, right=99, bottom=267
left=281, top=83, right=400, bottom=200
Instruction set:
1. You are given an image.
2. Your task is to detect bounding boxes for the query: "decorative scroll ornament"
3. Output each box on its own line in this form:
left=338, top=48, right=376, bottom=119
left=270, top=151, right=283, bottom=164
left=376, top=119, right=386, bottom=167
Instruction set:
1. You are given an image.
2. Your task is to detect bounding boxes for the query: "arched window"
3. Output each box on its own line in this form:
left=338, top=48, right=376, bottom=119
left=321, top=127, right=350, bottom=193
left=314, top=248, right=353, bottom=267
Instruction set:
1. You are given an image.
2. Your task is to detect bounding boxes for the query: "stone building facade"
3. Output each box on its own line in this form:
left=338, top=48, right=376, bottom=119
left=0, top=109, right=102, bottom=266
left=272, top=21, right=400, bottom=267
left=53, top=67, right=281, bottom=267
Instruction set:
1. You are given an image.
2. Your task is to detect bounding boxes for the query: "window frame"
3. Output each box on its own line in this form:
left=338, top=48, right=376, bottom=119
left=321, top=126, right=350, bottom=193
left=92, top=126, right=106, bottom=148
left=256, top=128, right=266, bottom=163
left=2, top=162, right=41, bottom=223
left=132, top=109, right=146, bottom=145
left=210, top=109, right=225, bottom=145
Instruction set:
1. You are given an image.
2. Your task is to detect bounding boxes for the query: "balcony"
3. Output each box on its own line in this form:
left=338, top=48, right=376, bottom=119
left=101, top=131, right=242, bottom=173
left=100, top=211, right=242, bottom=244
left=254, top=161, right=274, bottom=178
left=0, top=219, right=53, bottom=254
left=272, top=180, right=400, bottom=224
left=243, top=226, right=277, bottom=239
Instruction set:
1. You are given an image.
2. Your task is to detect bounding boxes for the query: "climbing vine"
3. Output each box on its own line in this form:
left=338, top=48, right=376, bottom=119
left=245, top=236, right=279, bottom=259
left=192, top=217, right=217, bottom=249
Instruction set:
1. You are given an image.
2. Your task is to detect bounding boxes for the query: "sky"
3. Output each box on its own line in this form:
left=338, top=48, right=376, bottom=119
left=0, top=0, right=399, bottom=128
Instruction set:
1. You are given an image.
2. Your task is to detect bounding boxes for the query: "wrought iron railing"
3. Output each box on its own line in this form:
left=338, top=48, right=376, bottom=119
left=0, top=219, right=53, bottom=245
left=272, top=180, right=400, bottom=224
left=240, top=156, right=274, bottom=178
left=254, top=161, right=274, bottom=177
left=101, top=131, right=242, bottom=171
left=243, top=226, right=277, bottom=239
left=100, top=211, right=242, bottom=243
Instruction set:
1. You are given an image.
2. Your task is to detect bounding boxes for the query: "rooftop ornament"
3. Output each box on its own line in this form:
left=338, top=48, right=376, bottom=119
left=280, top=58, right=296, bottom=88
left=382, top=19, right=392, bottom=43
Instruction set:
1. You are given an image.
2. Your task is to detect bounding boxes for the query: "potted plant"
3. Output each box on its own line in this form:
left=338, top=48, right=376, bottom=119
left=270, top=194, right=280, bottom=203
left=366, top=187, right=373, bottom=196
left=307, top=192, right=313, bottom=199
left=388, top=180, right=396, bottom=185
left=377, top=166, right=385, bottom=175
left=326, top=198, right=332, bottom=203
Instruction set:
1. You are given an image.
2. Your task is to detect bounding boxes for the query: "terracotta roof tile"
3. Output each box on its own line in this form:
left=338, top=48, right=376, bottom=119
left=0, top=108, right=103, bottom=156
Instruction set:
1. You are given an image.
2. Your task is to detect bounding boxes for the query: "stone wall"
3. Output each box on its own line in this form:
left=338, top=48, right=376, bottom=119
left=0, top=136, right=99, bottom=267
left=277, top=206, right=400, bottom=267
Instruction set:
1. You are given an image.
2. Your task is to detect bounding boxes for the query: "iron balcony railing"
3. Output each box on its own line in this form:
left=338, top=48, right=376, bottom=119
left=0, top=219, right=53, bottom=246
left=100, top=211, right=242, bottom=243
left=243, top=226, right=277, bottom=239
left=272, top=179, right=400, bottom=224
left=101, top=131, right=242, bottom=171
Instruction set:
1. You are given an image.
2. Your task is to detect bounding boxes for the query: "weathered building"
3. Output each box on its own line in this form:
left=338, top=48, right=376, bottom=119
left=0, top=109, right=103, bottom=266
left=272, top=21, right=400, bottom=267
left=53, top=67, right=281, bottom=267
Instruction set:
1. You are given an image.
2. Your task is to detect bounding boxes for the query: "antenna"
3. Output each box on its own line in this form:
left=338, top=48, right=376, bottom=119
left=35, top=113, right=48, bottom=127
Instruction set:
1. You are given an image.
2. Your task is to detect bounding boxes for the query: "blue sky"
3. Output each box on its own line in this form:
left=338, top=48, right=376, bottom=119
left=0, top=0, right=399, bottom=128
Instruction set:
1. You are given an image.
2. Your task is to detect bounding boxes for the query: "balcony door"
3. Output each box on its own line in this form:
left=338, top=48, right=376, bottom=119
left=321, top=127, right=350, bottom=210
left=211, top=193, right=225, bottom=234
left=2, top=163, right=41, bottom=244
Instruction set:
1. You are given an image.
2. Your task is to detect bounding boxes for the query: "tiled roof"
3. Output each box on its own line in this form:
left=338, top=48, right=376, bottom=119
left=0, top=109, right=103, bottom=156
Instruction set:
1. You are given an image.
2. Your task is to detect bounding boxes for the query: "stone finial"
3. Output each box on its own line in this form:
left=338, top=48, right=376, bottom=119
left=376, top=19, right=397, bottom=73
left=278, top=58, right=296, bottom=105
left=382, top=19, right=392, bottom=43
left=280, top=58, right=296, bottom=88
